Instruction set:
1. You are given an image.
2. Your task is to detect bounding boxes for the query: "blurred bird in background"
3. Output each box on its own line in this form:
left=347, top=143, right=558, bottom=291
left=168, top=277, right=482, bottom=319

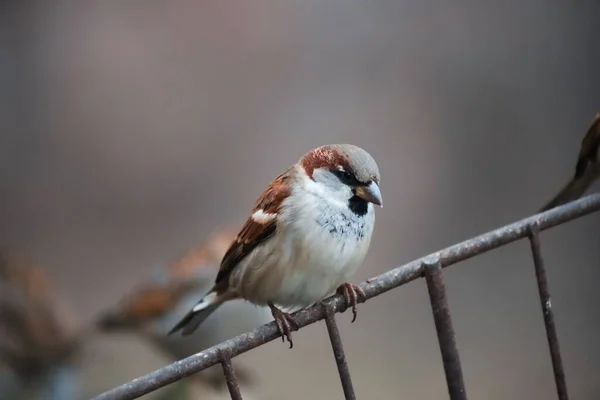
left=96, top=227, right=272, bottom=391
left=0, top=251, right=81, bottom=400
left=540, top=110, right=600, bottom=212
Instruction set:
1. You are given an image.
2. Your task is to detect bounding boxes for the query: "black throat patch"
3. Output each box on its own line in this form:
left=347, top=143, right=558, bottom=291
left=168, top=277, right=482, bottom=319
left=348, top=195, right=369, bottom=216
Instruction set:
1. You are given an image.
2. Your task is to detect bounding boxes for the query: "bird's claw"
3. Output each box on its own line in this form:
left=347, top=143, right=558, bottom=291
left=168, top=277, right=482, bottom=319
left=269, top=303, right=298, bottom=348
left=337, top=283, right=366, bottom=323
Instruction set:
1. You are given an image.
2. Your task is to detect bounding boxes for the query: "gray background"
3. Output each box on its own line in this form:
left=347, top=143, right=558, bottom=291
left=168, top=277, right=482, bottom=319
left=1, top=2, right=599, bottom=399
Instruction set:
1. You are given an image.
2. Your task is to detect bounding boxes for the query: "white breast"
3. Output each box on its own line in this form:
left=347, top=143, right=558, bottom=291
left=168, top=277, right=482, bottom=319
left=231, top=178, right=375, bottom=311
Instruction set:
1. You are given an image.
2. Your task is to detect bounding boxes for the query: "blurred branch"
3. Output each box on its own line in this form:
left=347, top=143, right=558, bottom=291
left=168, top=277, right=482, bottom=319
left=92, top=192, right=600, bottom=400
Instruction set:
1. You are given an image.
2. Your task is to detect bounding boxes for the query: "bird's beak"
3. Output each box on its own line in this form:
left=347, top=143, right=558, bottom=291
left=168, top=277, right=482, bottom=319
left=355, top=181, right=383, bottom=207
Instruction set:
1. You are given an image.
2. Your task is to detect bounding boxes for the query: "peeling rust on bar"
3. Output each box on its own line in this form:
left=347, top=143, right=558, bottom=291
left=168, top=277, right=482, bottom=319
left=324, top=306, right=356, bottom=400
left=219, top=349, right=243, bottom=400
left=423, top=256, right=467, bottom=400
left=90, top=193, right=600, bottom=400
left=528, top=223, right=569, bottom=400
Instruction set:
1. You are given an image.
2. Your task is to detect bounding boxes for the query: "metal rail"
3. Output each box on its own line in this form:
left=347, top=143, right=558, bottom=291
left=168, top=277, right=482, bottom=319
left=423, top=256, right=467, bottom=400
left=92, top=193, right=600, bottom=400
left=528, top=224, right=569, bottom=400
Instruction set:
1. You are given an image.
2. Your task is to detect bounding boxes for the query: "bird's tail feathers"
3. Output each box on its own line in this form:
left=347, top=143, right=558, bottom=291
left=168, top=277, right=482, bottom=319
left=168, top=290, right=224, bottom=336
left=540, top=174, right=595, bottom=213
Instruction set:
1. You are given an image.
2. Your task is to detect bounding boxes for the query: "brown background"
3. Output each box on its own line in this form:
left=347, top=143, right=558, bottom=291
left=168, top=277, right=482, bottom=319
left=1, top=2, right=599, bottom=399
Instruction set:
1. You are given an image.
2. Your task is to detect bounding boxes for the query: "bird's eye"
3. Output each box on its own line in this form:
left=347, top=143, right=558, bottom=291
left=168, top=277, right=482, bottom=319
left=331, top=169, right=357, bottom=185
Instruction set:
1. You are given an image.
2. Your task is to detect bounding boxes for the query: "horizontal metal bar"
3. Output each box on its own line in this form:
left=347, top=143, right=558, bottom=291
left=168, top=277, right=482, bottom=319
left=423, top=257, right=467, bottom=400
left=528, top=225, right=569, bottom=400
left=324, top=307, right=356, bottom=400
left=91, top=193, right=600, bottom=400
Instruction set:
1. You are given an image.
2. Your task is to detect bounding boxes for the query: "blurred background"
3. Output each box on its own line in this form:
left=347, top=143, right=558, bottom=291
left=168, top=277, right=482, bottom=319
left=1, top=2, right=600, bottom=399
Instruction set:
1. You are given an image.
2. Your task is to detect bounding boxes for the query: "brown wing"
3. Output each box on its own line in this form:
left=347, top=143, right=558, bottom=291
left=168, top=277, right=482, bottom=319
left=99, top=228, right=237, bottom=330
left=167, top=227, right=237, bottom=281
left=120, top=285, right=181, bottom=320
left=575, top=111, right=600, bottom=179
left=97, top=280, right=202, bottom=330
left=214, top=168, right=292, bottom=291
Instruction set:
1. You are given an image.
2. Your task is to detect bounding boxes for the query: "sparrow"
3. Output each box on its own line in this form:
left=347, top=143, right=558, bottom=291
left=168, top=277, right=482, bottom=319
left=168, top=144, right=383, bottom=348
left=96, top=228, right=272, bottom=389
left=540, top=111, right=600, bottom=212
left=0, top=251, right=81, bottom=400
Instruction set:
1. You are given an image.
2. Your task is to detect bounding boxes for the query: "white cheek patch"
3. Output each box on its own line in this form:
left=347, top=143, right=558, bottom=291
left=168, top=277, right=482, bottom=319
left=251, top=209, right=277, bottom=224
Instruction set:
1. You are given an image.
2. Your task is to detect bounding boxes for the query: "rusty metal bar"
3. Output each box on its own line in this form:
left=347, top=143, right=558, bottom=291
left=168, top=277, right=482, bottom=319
left=91, top=193, right=600, bottom=400
left=324, top=307, right=356, bottom=400
left=528, top=224, right=569, bottom=400
left=423, top=256, right=467, bottom=400
left=218, top=349, right=243, bottom=400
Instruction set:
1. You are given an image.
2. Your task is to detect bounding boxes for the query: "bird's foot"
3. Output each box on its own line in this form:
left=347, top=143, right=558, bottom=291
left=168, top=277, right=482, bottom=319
left=336, top=283, right=366, bottom=323
left=268, top=302, right=298, bottom=348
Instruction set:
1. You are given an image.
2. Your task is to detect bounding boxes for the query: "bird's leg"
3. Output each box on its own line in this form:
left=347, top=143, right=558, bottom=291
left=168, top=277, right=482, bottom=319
left=268, top=302, right=298, bottom=348
left=336, top=283, right=366, bottom=323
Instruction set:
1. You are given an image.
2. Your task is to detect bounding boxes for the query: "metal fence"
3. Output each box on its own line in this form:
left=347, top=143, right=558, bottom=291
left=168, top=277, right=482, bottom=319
left=92, top=193, right=600, bottom=400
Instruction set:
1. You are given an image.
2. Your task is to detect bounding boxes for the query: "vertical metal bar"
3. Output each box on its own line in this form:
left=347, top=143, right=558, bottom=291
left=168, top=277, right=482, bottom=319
left=218, top=349, right=243, bottom=400
left=423, top=256, right=468, bottom=400
left=324, top=307, right=357, bottom=400
left=528, top=224, right=569, bottom=400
